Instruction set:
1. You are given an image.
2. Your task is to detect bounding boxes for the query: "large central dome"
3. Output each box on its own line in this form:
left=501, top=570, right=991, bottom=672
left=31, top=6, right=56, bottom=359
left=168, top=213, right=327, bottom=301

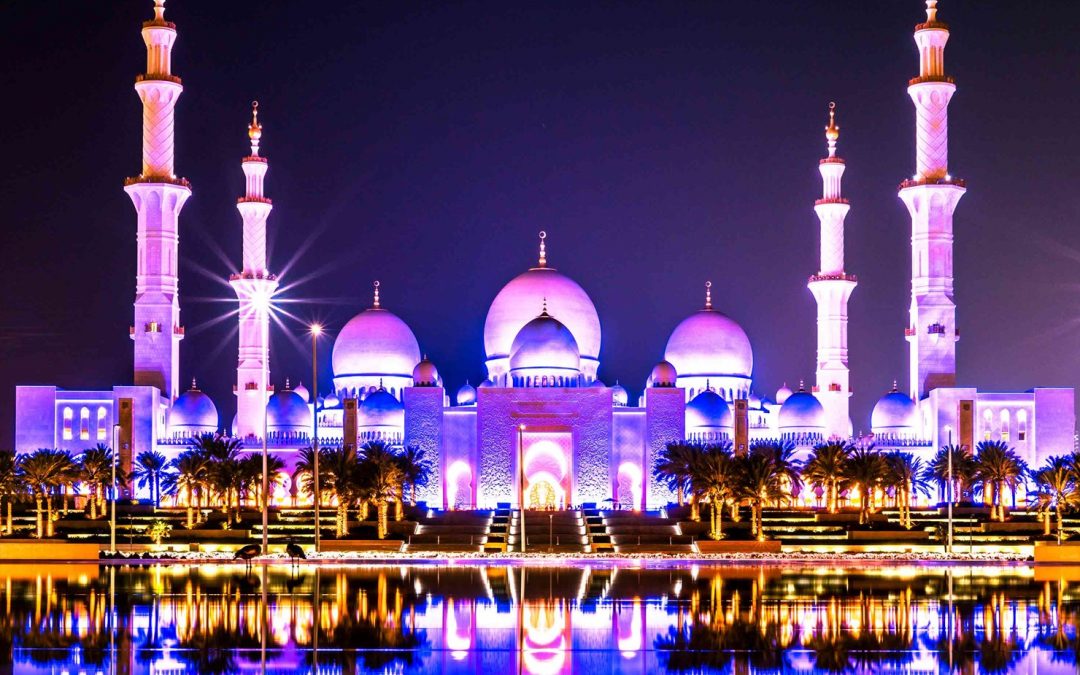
left=483, top=233, right=601, bottom=383
left=332, top=283, right=421, bottom=396
left=665, top=308, right=754, bottom=379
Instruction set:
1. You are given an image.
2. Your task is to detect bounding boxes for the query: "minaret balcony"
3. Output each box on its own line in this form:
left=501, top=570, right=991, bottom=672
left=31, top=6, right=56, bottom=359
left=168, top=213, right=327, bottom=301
left=135, top=73, right=182, bottom=85
left=173, top=325, right=185, bottom=336
left=142, top=18, right=177, bottom=30
left=898, top=175, right=965, bottom=190
left=818, top=157, right=845, bottom=166
left=242, top=155, right=268, bottom=164
left=914, top=20, right=949, bottom=32
left=814, top=197, right=849, bottom=206
left=808, top=272, right=857, bottom=283
left=229, top=271, right=278, bottom=282
left=237, top=196, right=273, bottom=204
left=124, top=174, right=191, bottom=188
left=907, top=74, right=954, bottom=87
left=904, top=327, right=916, bottom=337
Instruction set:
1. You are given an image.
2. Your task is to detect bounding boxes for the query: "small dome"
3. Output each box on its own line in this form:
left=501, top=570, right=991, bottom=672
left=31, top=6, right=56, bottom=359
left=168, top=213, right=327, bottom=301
left=686, top=389, right=733, bottom=430
left=509, top=310, right=581, bottom=377
left=323, top=391, right=340, bottom=409
left=170, top=385, right=218, bottom=435
left=779, top=390, right=825, bottom=431
left=478, top=378, right=496, bottom=389
left=332, top=302, right=421, bottom=389
left=456, top=381, right=477, bottom=406
left=412, top=357, right=440, bottom=387
left=775, top=383, right=793, bottom=405
left=590, top=379, right=607, bottom=388
left=664, top=308, right=753, bottom=380
left=266, top=389, right=312, bottom=434
left=359, top=388, right=404, bottom=430
left=749, top=392, right=762, bottom=409
left=611, top=382, right=629, bottom=406
left=649, top=360, right=678, bottom=388
left=292, top=381, right=310, bottom=403
left=871, top=387, right=918, bottom=433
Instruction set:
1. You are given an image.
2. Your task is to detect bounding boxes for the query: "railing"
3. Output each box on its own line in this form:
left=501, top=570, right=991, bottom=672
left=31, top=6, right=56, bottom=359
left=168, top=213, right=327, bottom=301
left=237, top=196, right=273, bottom=205
left=898, top=175, right=965, bottom=190
left=229, top=271, right=278, bottom=281
left=914, top=20, right=949, bottom=32
left=818, top=157, right=845, bottom=165
left=142, top=19, right=177, bottom=29
left=124, top=174, right=191, bottom=188
left=135, top=73, right=182, bottom=85
left=808, top=272, right=857, bottom=283
left=242, top=156, right=268, bottom=164
left=814, top=197, right=849, bottom=205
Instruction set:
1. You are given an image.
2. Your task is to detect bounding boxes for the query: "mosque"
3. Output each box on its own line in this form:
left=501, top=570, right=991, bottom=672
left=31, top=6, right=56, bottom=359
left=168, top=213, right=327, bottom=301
left=14, top=1, right=1076, bottom=510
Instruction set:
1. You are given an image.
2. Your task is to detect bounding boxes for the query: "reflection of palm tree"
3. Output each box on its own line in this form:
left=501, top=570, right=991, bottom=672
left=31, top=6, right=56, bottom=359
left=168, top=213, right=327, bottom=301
left=654, top=623, right=733, bottom=671
left=176, top=625, right=261, bottom=675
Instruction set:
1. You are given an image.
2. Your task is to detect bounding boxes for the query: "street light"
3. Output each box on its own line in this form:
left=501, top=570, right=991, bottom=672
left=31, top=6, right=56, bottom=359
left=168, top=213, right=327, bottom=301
left=252, top=288, right=271, bottom=555
left=111, top=423, right=120, bottom=554
left=310, top=322, right=323, bottom=554
left=518, top=424, right=526, bottom=553
left=947, top=429, right=954, bottom=555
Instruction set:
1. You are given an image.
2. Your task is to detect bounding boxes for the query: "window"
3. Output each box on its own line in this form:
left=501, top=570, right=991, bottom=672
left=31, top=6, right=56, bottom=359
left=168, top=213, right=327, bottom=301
left=1000, top=410, right=1010, bottom=442
left=96, top=407, right=107, bottom=440
left=982, top=409, right=992, bottom=441
left=1018, top=410, right=1028, bottom=442
left=62, top=407, right=73, bottom=440
left=79, top=407, right=90, bottom=440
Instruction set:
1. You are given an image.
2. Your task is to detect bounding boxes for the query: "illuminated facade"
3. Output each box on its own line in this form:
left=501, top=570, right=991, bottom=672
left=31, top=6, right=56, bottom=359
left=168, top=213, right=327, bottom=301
left=12, top=1, right=1076, bottom=508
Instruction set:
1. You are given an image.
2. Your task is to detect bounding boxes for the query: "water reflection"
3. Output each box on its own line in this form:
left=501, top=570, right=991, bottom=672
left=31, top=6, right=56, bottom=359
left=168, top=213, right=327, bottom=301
left=1, top=562, right=1078, bottom=673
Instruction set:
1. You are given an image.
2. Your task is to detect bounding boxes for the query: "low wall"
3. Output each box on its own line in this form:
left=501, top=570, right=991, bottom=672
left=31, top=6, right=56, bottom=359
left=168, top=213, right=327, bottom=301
left=695, top=540, right=782, bottom=554
left=320, top=540, right=404, bottom=553
left=1034, top=542, right=1080, bottom=564
left=849, top=530, right=932, bottom=542
left=0, top=540, right=100, bottom=560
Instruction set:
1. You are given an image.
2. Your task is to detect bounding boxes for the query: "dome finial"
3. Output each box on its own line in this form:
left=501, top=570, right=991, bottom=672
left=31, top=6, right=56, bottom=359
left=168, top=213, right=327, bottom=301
left=541, top=296, right=549, bottom=316
left=925, top=0, right=938, bottom=23
left=378, top=378, right=385, bottom=391
left=373, top=280, right=381, bottom=308
left=538, top=231, right=547, bottom=267
left=825, top=101, right=839, bottom=158
left=248, top=101, right=262, bottom=156
left=191, top=377, right=197, bottom=390
left=891, top=380, right=899, bottom=392
left=798, top=379, right=805, bottom=391
left=704, top=280, right=713, bottom=310
left=153, top=0, right=166, bottom=22
left=285, top=377, right=291, bottom=390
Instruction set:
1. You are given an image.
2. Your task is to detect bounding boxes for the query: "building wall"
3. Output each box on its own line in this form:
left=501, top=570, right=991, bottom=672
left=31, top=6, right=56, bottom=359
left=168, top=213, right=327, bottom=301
left=403, top=386, right=444, bottom=507
left=644, top=387, right=685, bottom=509
left=1032, top=388, right=1075, bottom=468
left=612, top=409, right=647, bottom=509
left=443, top=408, right=478, bottom=509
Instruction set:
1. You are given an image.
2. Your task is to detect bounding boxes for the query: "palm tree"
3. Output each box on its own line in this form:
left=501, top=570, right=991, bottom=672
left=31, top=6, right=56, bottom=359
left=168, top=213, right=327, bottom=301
left=396, top=444, right=432, bottom=510
left=0, top=450, right=19, bottom=535
left=844, top=445, right=887, bottom=525
left=163, top=449, right=210, bottom=528
left=653, top=442, right=696, bottom=508
left=975, top=440, right=1026, bottom=522
left=358, top=441, right=403, bottom=539
left=17, top=449, right=69, bottom=537
left=238, top=453, right=285, bottom=510
left=884, top=452, right=928, bottom=529
left=79, top=445, right=114, bottom=519
left=55, top=451, right=79, bottom=514
left=734, top=447, right=786, bottom=541
left=802, top=442, right=851, bottom=513
left=132, top=450, right=168, bottom=507
left=688, top=443, right=735, bottom=540
left=750, top=439, right=802, bottom=505
left=1032, top=456, right=1080, bottom=543
left=925, top=445, right=977, bottom=506
left=193, top=434, right=245, bottom=522
left=321, top=446, right=360, bottom=537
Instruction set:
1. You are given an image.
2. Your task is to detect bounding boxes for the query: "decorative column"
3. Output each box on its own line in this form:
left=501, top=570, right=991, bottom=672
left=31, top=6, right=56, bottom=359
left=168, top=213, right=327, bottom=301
left=229, top=103, right=278, bottom=438
left=807, top=103, right=856, bottom=439
left=124, top=0, right=190, bottom=401
left=899, top=0, right=965, bottom=400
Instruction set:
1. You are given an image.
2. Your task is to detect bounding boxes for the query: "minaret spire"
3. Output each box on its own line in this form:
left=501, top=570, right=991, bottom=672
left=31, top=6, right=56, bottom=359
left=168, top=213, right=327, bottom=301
left=704, top=281, right=712, bottom=310
left=900, top=0, right=965, bottom=400
left=537, top=230, right=548, bottom=267
left=124, top=0, right=191, bottom=404
left=807, top=101, right=856, bottom=439
left=373, top=280, right=381, bottom=308
left=229, top=102, right=278, bottom=439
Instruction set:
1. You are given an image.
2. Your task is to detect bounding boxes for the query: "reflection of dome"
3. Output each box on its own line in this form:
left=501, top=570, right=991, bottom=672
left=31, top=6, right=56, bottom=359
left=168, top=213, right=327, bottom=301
left=686, top=390, right=733, bottom=430
left=872, top=387, right=917, bottom=433
left=664, top=309, right=753, bottom=380
left=484, top=237, right=601, bottom=367
left=779, top=390, right=825, bottom=431
left=332, top=299, right=421, bottom=391
left=649, top=360, right=678, bottom=387
left=611, top=382, right=629, bottom=406
left=359, top=389, right=404, bottom=430
left=292, top=382, right=310, bottom=403
left=509, top=310, right=581, bottom=380
left=170, top=384, right=218, bottom=435
left=412, top=357, right=439, bottom=387
left=266, top=389, right=312, bottom=434
left=456, top=381, right=477, bottom=406
left=775, top=383, right=793, bottom=405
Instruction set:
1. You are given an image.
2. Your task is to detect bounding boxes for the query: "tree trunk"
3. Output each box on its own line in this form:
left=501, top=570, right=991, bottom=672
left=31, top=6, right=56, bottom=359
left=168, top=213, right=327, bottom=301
left=359, top=500, right=370, bottom=522
left=336, top=502, right=349, bottom=537
left=5, top=500, right=11, bottom=536
left=1057, top=506, right=1064, bottom=545
left=377, top=500, right=389, bottom=539
left=35, top=497, right=43, bottom=538
left=89, top=486, right=98, bottom=520
left=730, top=501, right=739, bottom=522
left=1044, top=509, right=1052, bottom=537
left=676, top=485, right=684, bottom=507
left=411, top=484, right=417, bottom=506
left=690, top=494, right=700, bottom=522
left=395, top=494, right=403, bottom=522
left=45, top=495, right=55, bottom=538
left=755, top=503, right=764, bottom=542
left=709, top=499, right=720, bottom=540
left=186, top=505, right=194, bottom=530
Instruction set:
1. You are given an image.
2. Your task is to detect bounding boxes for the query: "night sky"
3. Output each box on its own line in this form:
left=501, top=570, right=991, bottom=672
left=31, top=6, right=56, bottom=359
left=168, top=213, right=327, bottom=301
left=3, top=1, right=1080, bottom=447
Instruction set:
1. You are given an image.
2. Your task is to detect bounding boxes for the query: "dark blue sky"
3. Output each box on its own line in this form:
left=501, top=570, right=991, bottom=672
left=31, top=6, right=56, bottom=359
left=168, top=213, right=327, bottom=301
left=3, top=1, right=1080, bottom=446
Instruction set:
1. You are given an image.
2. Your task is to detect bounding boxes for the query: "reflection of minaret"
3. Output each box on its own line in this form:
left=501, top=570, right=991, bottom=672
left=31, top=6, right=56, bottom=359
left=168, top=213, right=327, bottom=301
left=124, top=0, right=191, bottom=401
left=807, top=103, right=855, bottom=439
left=900, top=0, right=965, bottom=400
left=229, top=102, right=278, bottom=438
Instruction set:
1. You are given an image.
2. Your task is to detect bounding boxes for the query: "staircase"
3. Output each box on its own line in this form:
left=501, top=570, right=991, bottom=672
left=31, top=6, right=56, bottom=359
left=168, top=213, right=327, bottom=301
left=508, top=510, right=589, bottom=553
left=602, top=509, right=694, bottom=553
left=404, top=510, right=493, bottom=552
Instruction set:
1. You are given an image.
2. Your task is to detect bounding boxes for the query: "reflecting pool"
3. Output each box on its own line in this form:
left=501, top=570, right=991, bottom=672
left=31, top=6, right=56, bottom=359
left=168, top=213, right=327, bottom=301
left=2, top=561, right=1079, bottom=673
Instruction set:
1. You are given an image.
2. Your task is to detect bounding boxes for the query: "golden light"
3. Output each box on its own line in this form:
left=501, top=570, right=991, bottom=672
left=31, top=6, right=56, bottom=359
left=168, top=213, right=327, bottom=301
left=310, top=322, right=323, bottom=337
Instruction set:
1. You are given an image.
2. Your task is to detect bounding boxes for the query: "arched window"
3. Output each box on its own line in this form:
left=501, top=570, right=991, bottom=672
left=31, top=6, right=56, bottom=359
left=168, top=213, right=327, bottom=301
left=1000, top=409, right=1010, bottom=442
left=62, top=407, right=74, bottom=440
left=96, top=407, right=108, bottom=441
left=1018, top=410, right=1028, bottom=442
left=982, top=409, right=993, bottom=441
left=79, top=407, right=90, bottom=440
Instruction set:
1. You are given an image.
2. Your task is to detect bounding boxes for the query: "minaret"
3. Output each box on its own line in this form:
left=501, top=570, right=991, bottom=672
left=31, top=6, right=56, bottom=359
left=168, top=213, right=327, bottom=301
left=229, top=102, right=278, bottom=438
left=807, top=102, right=856, bottom=439
left=899, top=0, right=965, bottom=400
left=124, top=0, right=191, bottom=401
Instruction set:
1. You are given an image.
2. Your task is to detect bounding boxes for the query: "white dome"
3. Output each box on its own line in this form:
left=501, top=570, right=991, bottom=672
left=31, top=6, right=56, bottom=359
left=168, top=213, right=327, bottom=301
left=509, top=311, right=581, bottom=377
left=872, top=388, right=918, bottom=433
left=266, top=389, right=312, bottom=435
left=322, top=392, right=340, bottom=409
left=412, top=358, right=440, bottom=387
left=686, top=390, right=733, bottom=431
left=485, top=266, right=600, bottom=363
left=456, top=381, right=477, bottom=406
left=779, top=391, right=825, bottom=431
left=332, top=306, right=421, bottom=390
left=649, top=360, right=678, bottom=388
left=170, top=385, right=218, bottom=435
left=360, top=389, right=404, bottom=430
left=775, top=384, right=793, bottom=405
left=611, top=382, right=629, bottom=406
left=664, top=308, right=753, bottom=380
left=292, top=382, right=310, bottom=403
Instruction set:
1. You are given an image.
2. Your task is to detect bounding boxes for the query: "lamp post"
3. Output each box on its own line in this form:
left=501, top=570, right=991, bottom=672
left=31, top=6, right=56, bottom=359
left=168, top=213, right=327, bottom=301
left=518, top=424, right=526, bottom=553
left=261, top=306, right=270, bottom=554
left=310, top=323, right=323, bottom=554
left=111, top=423, right=120, bottom=554
left=947, top=429, right=954, bottom=555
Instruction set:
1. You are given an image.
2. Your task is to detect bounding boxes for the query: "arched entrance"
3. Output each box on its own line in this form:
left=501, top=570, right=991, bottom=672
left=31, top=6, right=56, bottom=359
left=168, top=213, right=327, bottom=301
left=520, top=432, right=572, bottom=509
